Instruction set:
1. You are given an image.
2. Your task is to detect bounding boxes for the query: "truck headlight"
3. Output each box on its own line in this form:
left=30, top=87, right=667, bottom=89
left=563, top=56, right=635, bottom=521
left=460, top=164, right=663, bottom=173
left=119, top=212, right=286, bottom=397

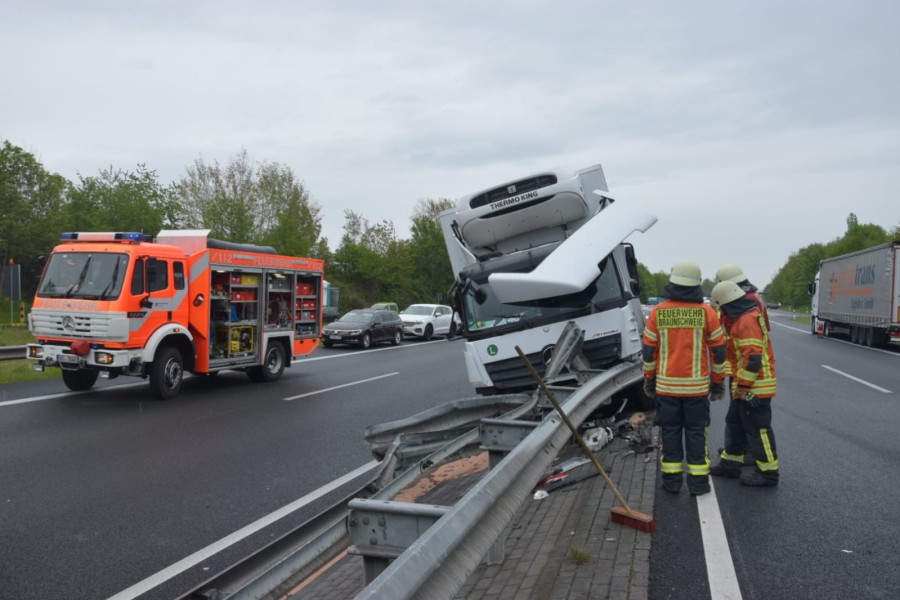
left=95, top=352, right=114, bottom=365
left=28, top=346, right=44, bottom=359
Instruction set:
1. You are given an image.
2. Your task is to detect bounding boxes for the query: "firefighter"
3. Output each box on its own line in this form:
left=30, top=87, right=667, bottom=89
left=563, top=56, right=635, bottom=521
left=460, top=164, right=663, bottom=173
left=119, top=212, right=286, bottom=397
left=708, top=281, right=780, bottom=487
left=643, top=261, right=727, bottom=496
left=714, top=263, right=769, bottom=465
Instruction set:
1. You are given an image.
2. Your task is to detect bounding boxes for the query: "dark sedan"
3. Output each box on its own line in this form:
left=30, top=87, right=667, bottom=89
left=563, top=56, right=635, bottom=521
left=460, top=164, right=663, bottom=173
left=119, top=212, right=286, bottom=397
left=321, top=309, right=403, bottom=349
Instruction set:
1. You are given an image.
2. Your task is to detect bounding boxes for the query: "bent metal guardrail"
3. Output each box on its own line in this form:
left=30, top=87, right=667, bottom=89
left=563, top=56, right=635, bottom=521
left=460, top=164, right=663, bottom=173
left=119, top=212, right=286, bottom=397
left=353, top=360, right=641, bottom=600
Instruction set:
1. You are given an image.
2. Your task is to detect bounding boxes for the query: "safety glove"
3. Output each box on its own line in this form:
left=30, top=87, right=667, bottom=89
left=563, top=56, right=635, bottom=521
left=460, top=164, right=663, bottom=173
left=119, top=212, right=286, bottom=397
left=643, top=377, right=656, bottom=399
left=709, top=381, right=726, bottom=402
left=744, top=392, right=760, bottom=408
left=734, top=388, right=760, bottom=408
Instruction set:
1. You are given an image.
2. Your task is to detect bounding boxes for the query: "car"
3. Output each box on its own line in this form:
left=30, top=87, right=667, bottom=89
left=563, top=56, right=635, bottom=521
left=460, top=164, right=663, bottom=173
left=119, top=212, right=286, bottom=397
left=370, top=302, right=399, bottom=313
left=399, top=303, right=458, bottom=341
left=321, top=309, right=403, bottom=348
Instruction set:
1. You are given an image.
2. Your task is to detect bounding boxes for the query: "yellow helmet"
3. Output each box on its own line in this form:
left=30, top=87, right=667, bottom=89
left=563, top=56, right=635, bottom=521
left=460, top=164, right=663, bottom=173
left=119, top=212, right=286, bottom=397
left=669, top=261, right=702, bottom=286
left=710, top=280, right=746, bottom=309
left=716, top=264, right=747, bottom=284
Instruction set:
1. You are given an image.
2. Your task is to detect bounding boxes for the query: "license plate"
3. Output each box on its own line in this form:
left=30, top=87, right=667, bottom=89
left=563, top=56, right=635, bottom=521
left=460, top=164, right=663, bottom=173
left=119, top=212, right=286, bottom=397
left=58, top=354, right=79, bottom=364
left=329, top=335, right=341, bottom=340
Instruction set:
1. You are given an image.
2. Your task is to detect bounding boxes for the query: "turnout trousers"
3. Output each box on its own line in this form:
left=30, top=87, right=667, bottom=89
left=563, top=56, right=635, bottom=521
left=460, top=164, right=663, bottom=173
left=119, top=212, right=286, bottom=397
left=719, top=397, right=779, bottom=481
left=656, top=394, right=710, bottom=493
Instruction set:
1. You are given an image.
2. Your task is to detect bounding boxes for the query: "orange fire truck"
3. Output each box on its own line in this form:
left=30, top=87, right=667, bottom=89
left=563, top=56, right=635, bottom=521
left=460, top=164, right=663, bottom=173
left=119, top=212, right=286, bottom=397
left=26, top=230, right=324, bottom=399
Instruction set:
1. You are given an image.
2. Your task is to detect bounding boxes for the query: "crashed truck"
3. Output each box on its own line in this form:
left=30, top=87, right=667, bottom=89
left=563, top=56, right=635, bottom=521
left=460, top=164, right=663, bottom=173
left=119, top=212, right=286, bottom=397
left=365, top=163, right=658, bottom=462
left=439, top=163, right=657, bottom=397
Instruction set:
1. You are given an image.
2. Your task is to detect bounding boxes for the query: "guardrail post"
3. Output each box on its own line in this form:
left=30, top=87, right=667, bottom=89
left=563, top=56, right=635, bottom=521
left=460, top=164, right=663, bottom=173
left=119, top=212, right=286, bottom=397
left=347, top=498, right=449, bottom=584
left=480, top=418, right=539, bottom=469
left=478, top=418, right=539, bottom=565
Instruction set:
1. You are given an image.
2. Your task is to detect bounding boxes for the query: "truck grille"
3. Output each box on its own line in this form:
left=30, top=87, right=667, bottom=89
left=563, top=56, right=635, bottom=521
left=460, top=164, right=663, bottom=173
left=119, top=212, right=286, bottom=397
left=484, top=334, right=621, bottom=392
left=31, top=309, right=126, bottom=341
left=468, top=175, right=558, bottom=209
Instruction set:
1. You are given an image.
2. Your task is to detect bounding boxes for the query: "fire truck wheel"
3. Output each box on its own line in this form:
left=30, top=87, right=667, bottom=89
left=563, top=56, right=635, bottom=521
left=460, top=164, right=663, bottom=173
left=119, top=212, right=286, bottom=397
left=150, top=346, right=183, bottom=400
left=62, top=368, right=99, bottom=392
left=248, top=342, right=285, bottom=382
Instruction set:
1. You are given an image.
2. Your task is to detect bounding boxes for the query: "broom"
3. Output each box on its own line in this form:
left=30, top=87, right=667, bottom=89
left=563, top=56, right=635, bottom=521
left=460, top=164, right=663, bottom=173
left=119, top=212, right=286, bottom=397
left=516, top=346, right=657, bottom=533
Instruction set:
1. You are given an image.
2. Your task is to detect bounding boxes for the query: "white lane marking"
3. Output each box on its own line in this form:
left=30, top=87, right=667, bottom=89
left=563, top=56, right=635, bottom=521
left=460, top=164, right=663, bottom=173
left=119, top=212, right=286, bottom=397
left=770, top=320, right=809, bottom=333
left=698, top=480, right=743, bottom=600
left=821, top=365, right=892, bottom=393
left=283, top=372, right=399, bottom=401
left=106, top=460, right=380, bottom=600
left=0, top=381, right=145, bottom=407
left=295, top=338, right=452, bottom=362
left=771, top=320, right=900, bottom=356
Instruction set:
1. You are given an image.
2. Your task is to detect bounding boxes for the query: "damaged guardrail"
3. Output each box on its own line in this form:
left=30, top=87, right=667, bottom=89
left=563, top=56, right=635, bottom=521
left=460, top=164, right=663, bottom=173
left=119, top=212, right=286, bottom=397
left=352, top=359, right=642, bottom=600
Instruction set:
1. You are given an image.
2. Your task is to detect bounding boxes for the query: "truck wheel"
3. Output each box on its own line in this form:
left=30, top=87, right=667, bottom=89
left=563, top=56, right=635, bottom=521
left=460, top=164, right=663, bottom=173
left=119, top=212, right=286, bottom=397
left=391, top=330, right=402, bottom=345
left=361, top=332, right=372, bottom=349
left=423, top=324, right=433, bottom=341
left=150, top=346, right=183, bottom=400
left=810, top=318, right=816, bottom=335
left=850, top=326, right=860, bottom=344
left=62, top=369, right=99, bottom=392
left=248, top=342, right=286, bottom=382
left=864, top=327, right=874, bottom=347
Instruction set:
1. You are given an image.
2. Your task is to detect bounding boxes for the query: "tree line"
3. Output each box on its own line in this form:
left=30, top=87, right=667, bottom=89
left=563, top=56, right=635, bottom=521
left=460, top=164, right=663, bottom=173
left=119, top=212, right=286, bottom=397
left=2, top=139, right=895, bottom=313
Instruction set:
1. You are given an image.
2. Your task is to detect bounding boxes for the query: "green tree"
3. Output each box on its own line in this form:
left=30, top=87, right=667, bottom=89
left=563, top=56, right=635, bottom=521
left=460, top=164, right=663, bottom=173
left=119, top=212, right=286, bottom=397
left=65, top=165, right=179, bottom=234
left=176, top=149, right=323, bottom=252
left=0, top=141, right=69, bottom=298
left=408, top=198, right=455, bottom=303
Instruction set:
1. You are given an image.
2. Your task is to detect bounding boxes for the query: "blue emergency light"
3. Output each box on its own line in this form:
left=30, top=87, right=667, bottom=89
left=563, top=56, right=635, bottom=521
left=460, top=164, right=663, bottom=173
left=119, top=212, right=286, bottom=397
left=59, top=232, right=150, bottom=242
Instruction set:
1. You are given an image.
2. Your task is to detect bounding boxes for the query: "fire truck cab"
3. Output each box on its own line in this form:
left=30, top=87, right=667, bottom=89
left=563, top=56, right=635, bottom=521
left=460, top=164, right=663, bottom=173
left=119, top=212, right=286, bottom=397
left=27, top=230, right=324, bottom=399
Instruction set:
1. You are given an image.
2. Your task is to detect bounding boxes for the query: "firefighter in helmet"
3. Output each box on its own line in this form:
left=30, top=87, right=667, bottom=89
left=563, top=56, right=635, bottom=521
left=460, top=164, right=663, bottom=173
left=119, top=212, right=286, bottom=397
left=709, top=280, right=780, bottom=487
left=642, top=261, right=727, bottom=496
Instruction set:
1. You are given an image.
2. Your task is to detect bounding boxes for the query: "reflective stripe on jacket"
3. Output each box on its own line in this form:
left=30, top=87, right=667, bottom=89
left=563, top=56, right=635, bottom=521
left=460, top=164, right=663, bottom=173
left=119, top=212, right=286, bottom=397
left=642, top=300, right=727, bottom=396
left=725, top=308, right=777, bottom=397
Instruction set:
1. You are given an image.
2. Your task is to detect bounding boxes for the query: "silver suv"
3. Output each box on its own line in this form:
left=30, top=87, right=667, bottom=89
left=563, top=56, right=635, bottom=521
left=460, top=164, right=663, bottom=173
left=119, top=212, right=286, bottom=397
left=399, top=304, right=458, bottom=341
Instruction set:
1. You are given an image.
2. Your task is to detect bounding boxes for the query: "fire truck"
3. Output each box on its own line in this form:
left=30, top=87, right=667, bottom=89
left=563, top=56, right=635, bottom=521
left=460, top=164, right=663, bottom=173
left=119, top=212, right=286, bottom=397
left=26, top=230, right=325, bottom=399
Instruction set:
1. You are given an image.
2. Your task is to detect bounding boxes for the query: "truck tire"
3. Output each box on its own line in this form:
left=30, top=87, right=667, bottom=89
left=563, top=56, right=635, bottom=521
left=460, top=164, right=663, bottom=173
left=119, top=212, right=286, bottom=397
left=810, top=318, right=816, bottom=335
left=864, top=327, right=874, bottom=347
left=248, top=342, right=285, bottom=382
left=150, top=346, right=183, bottom=400
left=62, top=368, right=99, bottom=392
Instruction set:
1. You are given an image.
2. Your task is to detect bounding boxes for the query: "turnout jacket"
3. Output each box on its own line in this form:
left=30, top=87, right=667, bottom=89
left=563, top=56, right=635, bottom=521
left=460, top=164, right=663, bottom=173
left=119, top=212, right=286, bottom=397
left=722, top=306, right=777, bottom=398
left=642, top=299, right=727, bottom=396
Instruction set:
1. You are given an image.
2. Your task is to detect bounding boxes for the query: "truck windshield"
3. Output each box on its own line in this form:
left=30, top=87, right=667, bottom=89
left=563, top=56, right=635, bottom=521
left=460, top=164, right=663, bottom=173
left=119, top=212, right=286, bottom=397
left=37, top=252, right=130, bottom=300
left=461, top=256, right=624, bottom=338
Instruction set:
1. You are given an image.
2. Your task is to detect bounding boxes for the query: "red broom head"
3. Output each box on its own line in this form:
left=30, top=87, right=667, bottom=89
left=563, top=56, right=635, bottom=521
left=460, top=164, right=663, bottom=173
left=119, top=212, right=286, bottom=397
left=610, top=506, right=657, bottom=533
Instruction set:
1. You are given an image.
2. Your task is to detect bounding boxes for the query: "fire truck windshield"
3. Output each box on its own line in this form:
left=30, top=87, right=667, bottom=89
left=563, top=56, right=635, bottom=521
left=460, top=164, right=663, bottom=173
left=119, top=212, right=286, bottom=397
left=38, top=252, right=130, bottom=300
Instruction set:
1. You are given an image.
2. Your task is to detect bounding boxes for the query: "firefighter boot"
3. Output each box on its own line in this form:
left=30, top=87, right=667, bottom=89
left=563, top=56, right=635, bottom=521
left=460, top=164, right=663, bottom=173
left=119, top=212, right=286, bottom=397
left=740, top=469, right=779, bottom=487
left=710, top=458, right=742, bottom=478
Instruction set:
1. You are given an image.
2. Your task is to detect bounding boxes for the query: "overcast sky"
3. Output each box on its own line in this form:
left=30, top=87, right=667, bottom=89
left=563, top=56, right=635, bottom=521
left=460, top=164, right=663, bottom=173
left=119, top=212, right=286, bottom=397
left=2, top=1, right=898, bottom=288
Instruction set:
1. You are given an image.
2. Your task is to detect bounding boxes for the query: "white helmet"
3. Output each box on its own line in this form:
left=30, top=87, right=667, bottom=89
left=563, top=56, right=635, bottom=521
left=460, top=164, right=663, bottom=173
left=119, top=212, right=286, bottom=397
left=669, top=261, right=702, bottom=287
left=710, top=280, right=746, bottom=309
left=716, top=264, right=747, bottom=284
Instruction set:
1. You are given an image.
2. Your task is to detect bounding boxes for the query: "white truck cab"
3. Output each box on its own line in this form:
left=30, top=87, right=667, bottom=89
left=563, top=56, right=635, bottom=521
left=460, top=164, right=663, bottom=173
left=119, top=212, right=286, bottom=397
left=439, top=164, right=657, bottom=395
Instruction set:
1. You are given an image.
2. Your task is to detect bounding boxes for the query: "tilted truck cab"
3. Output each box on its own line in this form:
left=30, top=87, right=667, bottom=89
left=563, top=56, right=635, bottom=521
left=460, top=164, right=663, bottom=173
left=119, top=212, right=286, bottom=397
left=439, top=164, right=657, bottom=395
left=27, top=230, right=325, bottom=399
